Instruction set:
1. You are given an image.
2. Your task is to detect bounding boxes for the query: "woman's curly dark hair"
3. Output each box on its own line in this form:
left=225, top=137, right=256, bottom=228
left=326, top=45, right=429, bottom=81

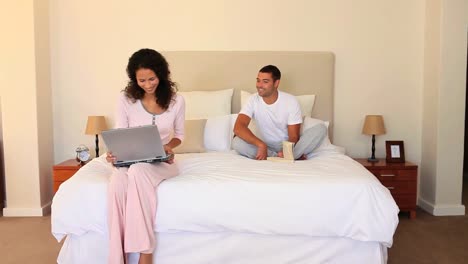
left=124, top=49, right=177, bottom=110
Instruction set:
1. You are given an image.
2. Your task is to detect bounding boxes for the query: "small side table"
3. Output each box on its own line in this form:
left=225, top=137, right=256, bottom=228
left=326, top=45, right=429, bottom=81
left=354, top=158, right=418, bottom=219
left=53, top=159, right=83, bottom=193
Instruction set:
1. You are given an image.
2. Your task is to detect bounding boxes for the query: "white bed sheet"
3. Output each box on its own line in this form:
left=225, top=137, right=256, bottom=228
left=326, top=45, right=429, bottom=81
left=52, top=151, right=398, bottom=248
left=58, top=231, right=388, bottom=264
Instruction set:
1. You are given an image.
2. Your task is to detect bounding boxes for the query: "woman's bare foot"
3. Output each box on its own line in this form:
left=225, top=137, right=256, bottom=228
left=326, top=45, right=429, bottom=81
left=139, top=253, right=153, bottom=264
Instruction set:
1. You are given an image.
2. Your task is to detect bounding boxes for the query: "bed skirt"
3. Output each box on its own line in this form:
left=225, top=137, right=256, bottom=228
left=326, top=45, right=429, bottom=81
left=57, top=231, right=387, bottom=264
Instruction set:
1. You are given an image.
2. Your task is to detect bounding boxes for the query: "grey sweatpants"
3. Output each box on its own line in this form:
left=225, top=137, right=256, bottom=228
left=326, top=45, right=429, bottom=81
left=232, top=123, right=327, bottom=160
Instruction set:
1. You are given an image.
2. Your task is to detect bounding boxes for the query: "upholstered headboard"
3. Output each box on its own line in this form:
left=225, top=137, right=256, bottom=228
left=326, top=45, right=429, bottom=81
left=162, top=51, right=335, bottom=137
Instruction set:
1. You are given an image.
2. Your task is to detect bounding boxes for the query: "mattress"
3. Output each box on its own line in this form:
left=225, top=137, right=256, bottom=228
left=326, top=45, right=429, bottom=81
left=52, top=151, right=398, bottom=248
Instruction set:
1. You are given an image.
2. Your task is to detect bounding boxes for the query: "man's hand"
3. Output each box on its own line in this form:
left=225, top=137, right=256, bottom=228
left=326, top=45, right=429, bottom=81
left=255, top=143, right=268, bottom=160
left=164, top=145, right=175, bottom=164
left=234, top=114, right=268, bottom=160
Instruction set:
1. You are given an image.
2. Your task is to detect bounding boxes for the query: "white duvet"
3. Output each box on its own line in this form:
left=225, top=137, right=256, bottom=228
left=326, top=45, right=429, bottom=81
left=51, top=151, right=399, bottom=247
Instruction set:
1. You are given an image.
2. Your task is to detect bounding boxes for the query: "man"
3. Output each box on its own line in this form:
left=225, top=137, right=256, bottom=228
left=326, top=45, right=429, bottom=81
left=232, top=65, right=327, bottom=160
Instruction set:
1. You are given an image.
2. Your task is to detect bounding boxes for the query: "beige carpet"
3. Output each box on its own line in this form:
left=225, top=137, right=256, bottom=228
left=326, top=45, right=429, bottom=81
left=0, top=183, right=466, bottom=264
left=0, top=216, right=62, bottom=264
left=389, top=181, right=468, bottom=264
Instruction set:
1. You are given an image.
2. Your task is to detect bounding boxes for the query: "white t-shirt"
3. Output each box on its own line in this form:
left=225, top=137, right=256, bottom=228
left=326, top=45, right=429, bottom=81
left=240, top=91, right=302, bottom=146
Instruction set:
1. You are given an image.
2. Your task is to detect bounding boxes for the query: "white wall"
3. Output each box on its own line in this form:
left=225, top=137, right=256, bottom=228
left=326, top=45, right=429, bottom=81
left=50, top=0, right=425, bottom=165
left=0, top=0, right=54, bottom=216
left=436, top=0, right=467, bottom=207
left=419, top=0, right=467, bottom=215
left=0, top=98, right=4, bottom=208
left=34, top=0, right=54, bottom=210
left=1, top=0, right=465, bottom=216
left=420, top=0, right=442, bottom=210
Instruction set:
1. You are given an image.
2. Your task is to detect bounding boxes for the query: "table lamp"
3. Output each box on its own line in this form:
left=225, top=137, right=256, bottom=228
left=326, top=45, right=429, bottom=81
left=85, top=116, right=108, bottom=158
left=362, top=115, right=386, bottom=162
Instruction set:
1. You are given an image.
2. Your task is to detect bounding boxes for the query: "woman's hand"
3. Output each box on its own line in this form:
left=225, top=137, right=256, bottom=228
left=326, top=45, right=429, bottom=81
left=163, top=145, right=175, bottom=164
left=106, top=151, right=116, bottom=165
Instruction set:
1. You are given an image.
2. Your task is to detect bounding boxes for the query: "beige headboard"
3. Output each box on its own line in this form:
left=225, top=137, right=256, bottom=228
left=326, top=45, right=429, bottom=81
left=162, top=51, right=335, bottom=138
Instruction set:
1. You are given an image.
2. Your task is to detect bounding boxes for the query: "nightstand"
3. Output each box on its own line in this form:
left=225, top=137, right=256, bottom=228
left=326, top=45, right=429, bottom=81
left=53, top=159, right=83, bottom=193
left=354, top=158, right=418, bottom=219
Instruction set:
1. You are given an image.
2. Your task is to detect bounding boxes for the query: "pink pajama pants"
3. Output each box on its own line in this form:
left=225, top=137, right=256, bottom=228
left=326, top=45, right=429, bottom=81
left=107, top=162, right=179, bottom=264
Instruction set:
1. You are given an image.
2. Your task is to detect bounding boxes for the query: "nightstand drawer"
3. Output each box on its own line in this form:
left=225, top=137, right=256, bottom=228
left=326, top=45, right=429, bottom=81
left=369, top=169, right=417, bottom=181
left=380, top=180, right=417, bottom=194
left=354, top=158, right=418, bottom=219
left=393, top=194, right=417, bottom=209
left=53, top=159, right=83, bottom=193
left=54, top=169, right=77, bottom=181
left=54, top=181, right=65, bottom=192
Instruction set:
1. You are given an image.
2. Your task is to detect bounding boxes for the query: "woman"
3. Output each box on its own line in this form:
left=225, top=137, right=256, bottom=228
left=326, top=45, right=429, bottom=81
left=106, top=49, right=185, bottom=264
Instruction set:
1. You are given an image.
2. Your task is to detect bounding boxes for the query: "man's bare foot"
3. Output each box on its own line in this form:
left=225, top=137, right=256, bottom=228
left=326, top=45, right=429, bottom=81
left=296, top=154, right=307, bottom=160
left=277, top=151, right=284, bottom=158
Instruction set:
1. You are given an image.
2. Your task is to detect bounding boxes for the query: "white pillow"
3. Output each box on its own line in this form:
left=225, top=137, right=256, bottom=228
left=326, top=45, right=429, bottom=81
left=179, top=89, right=233, bottom=120
left=204, top=115, right=234, bottom=152
left=240, top=90, right=254, bottom=109
left=240, top=90, right=315, bottom=117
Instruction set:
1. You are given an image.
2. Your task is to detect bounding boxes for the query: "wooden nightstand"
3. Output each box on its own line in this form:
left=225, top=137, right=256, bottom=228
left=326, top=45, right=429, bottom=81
left=53, top=159, right=83, bottom=193
left=354, top=158, right=418, bottom=219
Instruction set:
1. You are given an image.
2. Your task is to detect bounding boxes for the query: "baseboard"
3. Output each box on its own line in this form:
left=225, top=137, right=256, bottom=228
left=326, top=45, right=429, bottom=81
left=418, top=197, right=465, bottom=216
left=2, top=201, right=51, bottom=217
left=418, top=197, right=435, bottom=214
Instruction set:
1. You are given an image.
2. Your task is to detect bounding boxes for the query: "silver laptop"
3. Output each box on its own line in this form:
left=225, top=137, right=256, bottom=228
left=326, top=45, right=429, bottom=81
left=101, top=125, right=173, bottom=167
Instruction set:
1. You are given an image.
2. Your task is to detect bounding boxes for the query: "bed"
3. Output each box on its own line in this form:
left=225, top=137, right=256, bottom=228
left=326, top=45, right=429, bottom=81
left=51, top=51, right=399, bottom=264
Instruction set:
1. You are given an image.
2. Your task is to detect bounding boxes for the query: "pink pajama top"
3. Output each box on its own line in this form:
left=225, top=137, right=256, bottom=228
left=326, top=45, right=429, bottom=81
left=115, top=92, right=185, bottom=144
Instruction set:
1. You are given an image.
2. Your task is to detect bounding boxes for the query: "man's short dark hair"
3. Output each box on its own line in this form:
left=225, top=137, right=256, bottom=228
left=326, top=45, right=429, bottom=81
left=259, top=65, right=281, bottom=81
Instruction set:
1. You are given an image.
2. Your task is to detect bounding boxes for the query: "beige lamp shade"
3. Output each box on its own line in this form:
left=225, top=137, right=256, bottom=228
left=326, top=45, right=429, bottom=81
left=85, top=116, right=108, bottom=135
left=362, top=115, right=386, bottom=135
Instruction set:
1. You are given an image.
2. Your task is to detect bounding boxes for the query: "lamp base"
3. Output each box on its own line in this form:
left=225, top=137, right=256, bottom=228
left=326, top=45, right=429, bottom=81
left=95, top=134, right=100, bottom=158
left=367, top=157, right=379, bottom=162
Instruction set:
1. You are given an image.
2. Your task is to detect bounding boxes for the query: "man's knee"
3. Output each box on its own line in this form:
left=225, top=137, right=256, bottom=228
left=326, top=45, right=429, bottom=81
left=231, top=136, right=240, bottom=146
left=232, top=136, right=257, bottom=159
left=295, top=124, right=328, bottom=158
left=304, top=123, right=327, bottom=140
left=232, top=136, right=247, bottom=151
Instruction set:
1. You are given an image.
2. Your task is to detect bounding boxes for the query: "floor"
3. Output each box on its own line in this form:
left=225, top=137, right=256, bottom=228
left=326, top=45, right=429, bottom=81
left=0, top=180, right=466, bottom=264
left=388, top=180, right=468, bottom=264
